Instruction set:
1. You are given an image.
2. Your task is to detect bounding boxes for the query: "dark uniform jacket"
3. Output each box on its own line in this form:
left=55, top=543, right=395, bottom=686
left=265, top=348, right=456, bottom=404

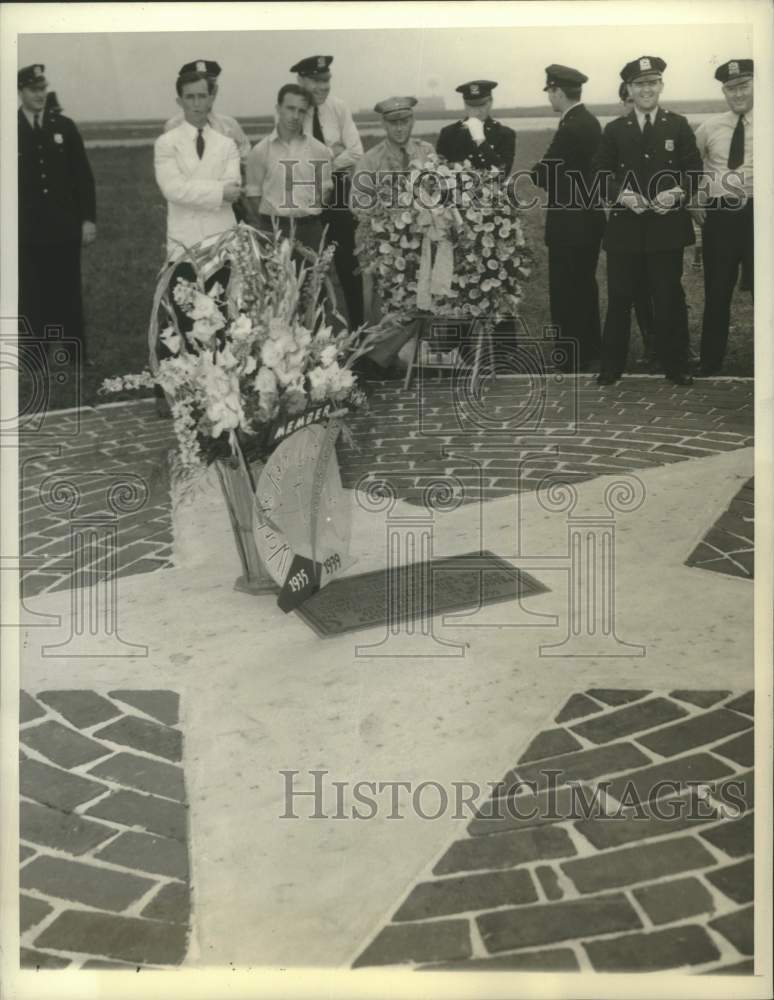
left=530, top=103, right=606, bottom=247
left=592, top=107, right=702, bottom=253
left=18, top=107, right=96, bottom=246
left=436, top=117, right=516, bottom=175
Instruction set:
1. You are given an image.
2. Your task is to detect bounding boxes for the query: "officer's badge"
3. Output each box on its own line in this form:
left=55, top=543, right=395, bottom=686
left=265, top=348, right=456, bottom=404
left=470, top=83, right=479, bottom=95
left=34, top=65, right=43, bottom=75
left=54, top=133, right=63, bottom=144
left=640, top=57, right=651, bottom=71
left=196, top=60, right=206, bottom=72
left=729, top=61, right=739, bottom=76
left=317, top=56, right=326, bottom=68
left=665, top=139, right=674, bottom=151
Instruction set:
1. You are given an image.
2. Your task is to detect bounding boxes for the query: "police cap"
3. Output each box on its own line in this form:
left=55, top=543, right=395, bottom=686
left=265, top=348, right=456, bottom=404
left=715, top=59, right=753, bottom=84
left=18, top=64, right=47, bottom=89
left=620, top=56, right=666, bottom=84
left=543, top=65, right=588, bottom=90
left=179, top=59, right=222, bottom=78
left=291, top=55, right=333, bottom=79
left=456, top=80, right=497, bottom=105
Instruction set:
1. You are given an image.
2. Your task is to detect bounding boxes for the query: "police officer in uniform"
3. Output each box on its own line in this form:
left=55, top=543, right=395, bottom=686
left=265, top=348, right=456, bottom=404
left=18, top=64, right=96, bottom=367
left=693, top=59, right=754, bottom=375
left=292, top=55, right=364, bottom=329
left=436, top=80, right=516, bottom=174
left=530, top=65, right=605, bottom=371
left=594, top=56, right=702, bottom=386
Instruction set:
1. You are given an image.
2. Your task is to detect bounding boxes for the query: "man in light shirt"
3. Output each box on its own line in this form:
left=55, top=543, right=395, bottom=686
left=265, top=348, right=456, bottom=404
left=692, top=59, right=754, bottom=376
left=245, top=83, right=333, bottom=253
left=292, top=55, right=364, bottom=328
left=351, top=97, right=435, bottom=378
left=153, top=68, right=242, bottom=414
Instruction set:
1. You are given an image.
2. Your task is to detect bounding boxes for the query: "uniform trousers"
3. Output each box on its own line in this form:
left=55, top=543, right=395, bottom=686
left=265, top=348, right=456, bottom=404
left=19, top=239, right=85, bottom=363
left=601, top=249, right=689, bottom=379
left=321, top=172, right=364, bottom=330
left=700, top=197, right=754, bottom=372
left=547, top=241, right=602, bottom=369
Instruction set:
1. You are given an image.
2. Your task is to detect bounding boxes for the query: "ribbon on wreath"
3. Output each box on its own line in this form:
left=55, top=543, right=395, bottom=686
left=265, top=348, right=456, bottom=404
left=415, top=205, right=460, bottom=310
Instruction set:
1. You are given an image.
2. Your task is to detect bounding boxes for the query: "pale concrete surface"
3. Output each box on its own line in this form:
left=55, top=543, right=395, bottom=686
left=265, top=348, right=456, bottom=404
left=20, top=447, right=754, bottom=969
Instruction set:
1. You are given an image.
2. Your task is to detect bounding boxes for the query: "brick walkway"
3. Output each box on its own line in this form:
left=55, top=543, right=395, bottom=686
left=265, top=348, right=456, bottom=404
left=18, top=377, right=753, bottom=598
left=686, top=478, right=754, bottom=580
left=353, top=688, right=754, bottom=974
left=19, top=689, right=190, bottom=969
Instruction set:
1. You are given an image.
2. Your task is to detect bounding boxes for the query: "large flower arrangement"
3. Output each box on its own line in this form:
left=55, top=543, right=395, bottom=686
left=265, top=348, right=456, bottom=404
left=354, top=152, right=532, bottom=323
left=101, top=224, right=366, bottom=473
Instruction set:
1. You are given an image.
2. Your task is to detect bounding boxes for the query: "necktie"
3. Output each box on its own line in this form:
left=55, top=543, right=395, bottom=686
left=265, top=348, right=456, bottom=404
left=33, top=113, right=41, bottom=132
left=642, top=112, right=653, bottom=150
left=727, top=114, right=745, bottom=169
left=400, top=146, right=410, bottom=170
left=196, top=128, right=205, bottom=159
left=312, top=105, right=324, bottom=143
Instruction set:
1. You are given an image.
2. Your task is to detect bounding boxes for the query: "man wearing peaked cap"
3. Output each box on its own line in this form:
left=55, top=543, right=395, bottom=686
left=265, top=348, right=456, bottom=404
left=592, top=56, right=702, bottom=386
left=530, top=64, right=605, bottom=371
left=436, top=80, right=516, bottom=175
left=17, top=63, right=97, bottom=368
left=350, top=96, right=434, bottom=377
left=292, top=54, right=365, bottom=328
left=163, top=59, right=250, bottom=163
left=290, top=55, right=333, bottom=78
left=693, top=59, right=754, bottom=375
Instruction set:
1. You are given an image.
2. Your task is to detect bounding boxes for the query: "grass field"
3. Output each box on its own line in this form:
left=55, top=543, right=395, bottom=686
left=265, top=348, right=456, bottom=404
left=27, top=128, right=754, bottom=411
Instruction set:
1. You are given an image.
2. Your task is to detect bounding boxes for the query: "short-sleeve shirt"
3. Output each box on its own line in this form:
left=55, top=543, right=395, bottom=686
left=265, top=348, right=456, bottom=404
left=245, top=129, right=333, bottom=217
left=694, top=110, right=753, bottom=199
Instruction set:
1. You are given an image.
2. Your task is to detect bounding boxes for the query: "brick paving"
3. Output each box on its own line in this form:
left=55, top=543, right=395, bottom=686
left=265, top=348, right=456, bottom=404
left=18, top=377, right=753, bottom=598
left=19, top=689, right=190, bottom=969
left=353, top=688, right=754, bottom=974
left=686, top=477, right=754, bottom=580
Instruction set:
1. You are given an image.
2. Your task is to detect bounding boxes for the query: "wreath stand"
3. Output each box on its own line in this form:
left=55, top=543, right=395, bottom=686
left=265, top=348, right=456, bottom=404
left=403, top=317, right=497, bottom=390
left=215, top=441, right=277, bottom=595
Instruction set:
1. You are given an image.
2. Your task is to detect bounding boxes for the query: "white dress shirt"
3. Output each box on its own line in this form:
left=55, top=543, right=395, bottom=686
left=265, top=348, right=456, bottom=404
left=302, top=94, right=363, bottom=172
left=634, top=106, right=659, bottom=130
left=695, top=109, right=754, bottom=199
left=154, top=121, right=240, bottom=261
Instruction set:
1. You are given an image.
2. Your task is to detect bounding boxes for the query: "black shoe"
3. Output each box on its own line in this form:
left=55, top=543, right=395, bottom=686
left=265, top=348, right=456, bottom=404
left=666, top=373, right=694, bottom=386
left=596, top=373, right=620, bottom=386
left=697, top=365, right=721, bottom=378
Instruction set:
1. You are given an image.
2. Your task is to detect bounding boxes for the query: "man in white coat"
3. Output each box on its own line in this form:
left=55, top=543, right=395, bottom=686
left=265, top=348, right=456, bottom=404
left=154, top=69, right=242, bottom=263
left=153, top=68, right=242, bottom=413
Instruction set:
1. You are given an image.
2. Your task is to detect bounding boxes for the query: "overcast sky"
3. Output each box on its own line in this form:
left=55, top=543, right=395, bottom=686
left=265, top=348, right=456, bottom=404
left=16, top=19, right=753, bottom=121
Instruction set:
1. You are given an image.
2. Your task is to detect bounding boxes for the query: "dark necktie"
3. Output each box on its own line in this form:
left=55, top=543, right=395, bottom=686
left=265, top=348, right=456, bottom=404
left=727, top=114, right=745, bottom=169
left=196, top=127, right=205, bottom=159
left=33, top=113, right=41, bottom=132
left=642, top=111, right=653, bottom=150
left=312, top=105, right=324, bottom=143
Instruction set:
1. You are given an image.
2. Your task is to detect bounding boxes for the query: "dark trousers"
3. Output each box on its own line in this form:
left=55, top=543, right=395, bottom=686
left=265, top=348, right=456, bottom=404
left=321, top=173, right=363, bottom=330
left=157, top=260, right=231, bottom=365
left=601, top=249, right=689, bottom=379
left=547, top=241, right=601, bottom=369
left=19, top=239, right=85, bottom=362
left=700, top=198, right=754, bottom=371
left=256, top=214, right=324, bottom=254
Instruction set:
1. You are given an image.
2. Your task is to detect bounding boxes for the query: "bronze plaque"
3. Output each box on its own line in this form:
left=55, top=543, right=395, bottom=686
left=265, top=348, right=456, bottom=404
left=294, top=550, right=548, bottom=637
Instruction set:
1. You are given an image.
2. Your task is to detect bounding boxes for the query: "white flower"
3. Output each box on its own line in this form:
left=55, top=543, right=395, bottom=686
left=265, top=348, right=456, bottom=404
left=255, top=366, right=278, bottom=395
left=320, top=344, right=338, bottom=367
left=189, top=317, right=219, bottom=347
left=261, top=340, right=283, bottom=369
left=295, top=326, right=312, bottom=351
left=268, top=317, right=287, bottom=341
left=230, top=314, right=253, bottom=341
